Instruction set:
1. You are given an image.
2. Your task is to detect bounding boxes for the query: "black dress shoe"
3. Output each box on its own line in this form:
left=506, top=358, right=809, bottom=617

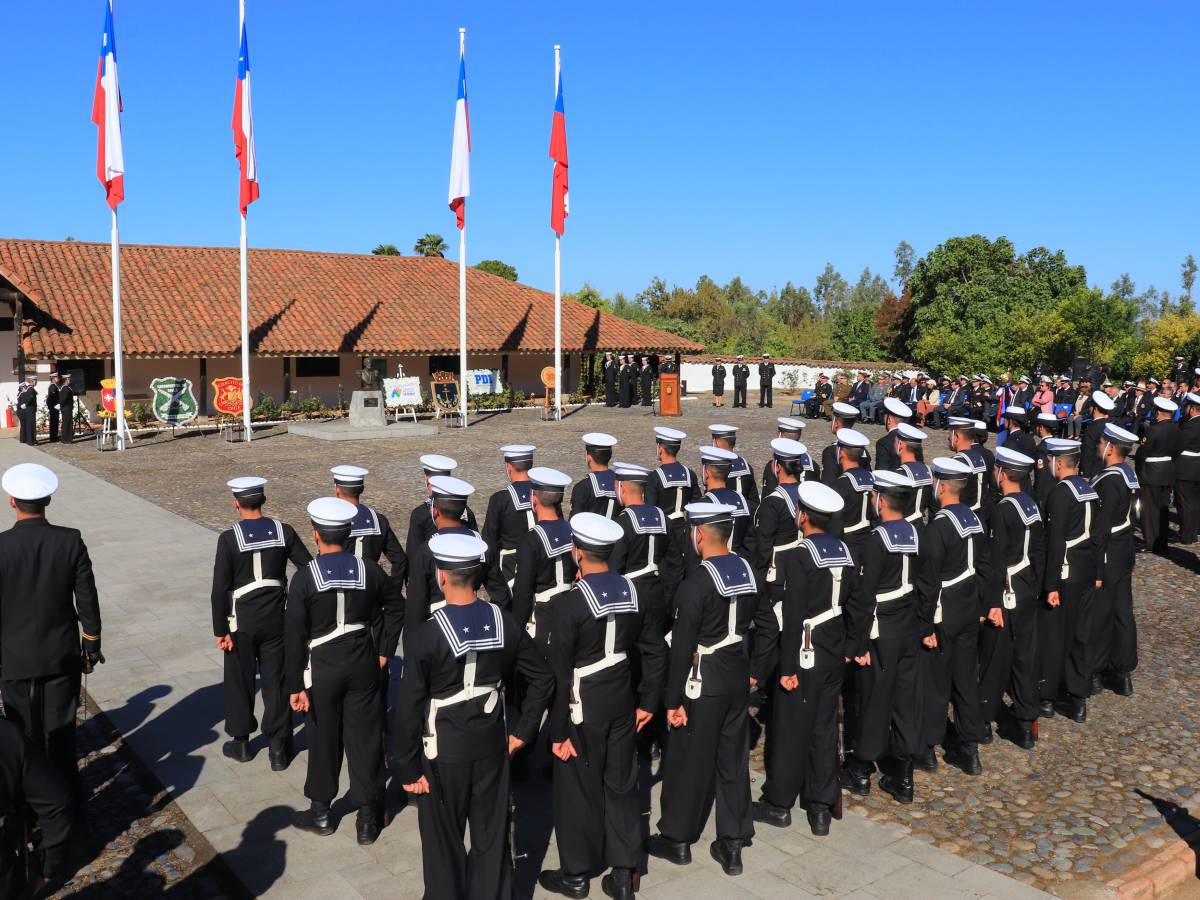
left=979, top=722, right=993, bottom=745
left=1104, top=672, right=1134, bottom=696
left=1038, top=699, right=1056, bottom=718
left=1089, top=673, right=1103, bottom=697
left=356, top=805, right=380, bottom=845
left=222, top=738, right=253, bottom=763
left=879, top=760, right=914, bottom=804
left=601, top=869, right=636, bottom=899
left=1013, top=721, right=1037, bottom=750
left=752, top=799, right=791, bottom=828
left=646, top=834, right=691, bottom=866
left=806, top=804, right=831, bottom=836
left=839, top=763, right=871, bottom=797
left=912, top=748, right=938, bottom=773
left=539, top=869, right=590, bottom=898
left=293, top=803, right=335, bottom=836
left=1055, top=695, right=1086, bottom=723
left=944, top=744, right=982, bottom=776
left=269, top=744, right=292, bottom=771
left=709, top=839, right=743, bottom=876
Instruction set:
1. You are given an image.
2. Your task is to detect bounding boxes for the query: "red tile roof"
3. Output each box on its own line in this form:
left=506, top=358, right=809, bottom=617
left=0, top=239, right=701, bottom=359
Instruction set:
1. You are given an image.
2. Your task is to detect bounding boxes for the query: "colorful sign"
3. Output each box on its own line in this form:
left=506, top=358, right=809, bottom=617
left=383, top=377, right=422, bottom=408
left=212, top=377, right=245, bottom=415
left=150, top=377, right=198, bottom=425
left=431, top=371, right=459, bottom=413
left=100, top=377, right=117, bottom=413
left=540, top=366, right=556, bottom=388
left=465, top=369, right=503, bottom=396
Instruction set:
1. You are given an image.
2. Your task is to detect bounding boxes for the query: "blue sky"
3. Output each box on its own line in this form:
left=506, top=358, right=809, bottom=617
left=6, top=1, right=1197, bottom=301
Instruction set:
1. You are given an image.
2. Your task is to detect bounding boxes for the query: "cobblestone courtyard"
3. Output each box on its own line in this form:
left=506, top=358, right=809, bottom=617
left=35, top=397, right=1200, bottom=896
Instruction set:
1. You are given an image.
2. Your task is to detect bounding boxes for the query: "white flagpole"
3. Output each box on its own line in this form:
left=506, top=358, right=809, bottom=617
left=111, top=208, right=126, bottom=450
left=553, top=45, right=562, bottom=421
left=458, top=27, right=468, bottom=427
left=240, top=213, right=252, bottom=440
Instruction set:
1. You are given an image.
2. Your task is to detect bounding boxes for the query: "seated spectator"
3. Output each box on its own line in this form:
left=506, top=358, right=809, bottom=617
left=859, top=374, right=889, bottom=423
left=807, top=372, right=833, bottom=418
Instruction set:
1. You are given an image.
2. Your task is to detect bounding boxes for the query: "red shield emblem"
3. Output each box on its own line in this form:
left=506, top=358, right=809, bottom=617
left=212, top=377, right=245, bottom=415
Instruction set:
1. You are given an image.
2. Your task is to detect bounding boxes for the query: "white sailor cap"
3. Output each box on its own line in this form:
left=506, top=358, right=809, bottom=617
left=570, top=512, right=623, bottom=550
left=835, top=428, right=870, bottom=449
left=1102, top=423, right=1139, bottom=447
left=1195, top=368, right=1200, bottom=377
left=897, top=422, right=927, bottom=442
left=1185, top=392, right=1200, bottom=407
left=1091, top=390, right=1115, bottom=412
left=1019, top=375, right=1031, bottom=384
left=872, top=469, right=914, bottom=494
left=931, top=456, right=972, bottom=479
left=3, top=463, right=59, bottom=501
left=1036, top=412, right=1060, bottom=427
left=612, top=462, right=652, bottom=482
left=797, top=481, right=844, bottom=515
left=770, top=437, right=808, bottom=460
left=428, top=475, right=476, bottom=500
left=428, top=532, right=489, bottom=570
left=420, top=454, right=457, bottom=474
left=995, top=447, right=1035, bottom=471
left=227, top=475, right=266, bottom=498
left=883, top=397, right=913, bottom=419
left=527, top=466, right=571, bottom=492
left=1003, top=406, right=1028, bottom=420
left=1148, top=377, right=1161, bottom=385
left=582, top=432, right=618, bottom=449
left=330, top=465, right=368, bottom=486
left=500, top=444, right=536, bottom=463
left=1039, top=375, right=1051, bottom=383
left=946, top=416, right=974, bottom=430
left=307, top=496, right=357, bottom=527
left=685, top=501, right=735, bottom=526
left=699, top=445, right=738, bottom=465
left=654, top=426, right=687, bottom=445
left=980, top=375, right=994, bottom=385
left=1153, top=396, right=1179, bottom=414
left=831, top=401, right=859, bottom=420
left=972, top=419, right=988, bottom=432
left=708, top=423, right=739, bottom=438
left=776, top=416, right=806, bottom=434
left=1044, top=438, right=1082, bottom=456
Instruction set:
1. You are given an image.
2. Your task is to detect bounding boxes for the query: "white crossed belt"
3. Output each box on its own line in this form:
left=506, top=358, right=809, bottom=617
left=422, top=650, right=500, bottom=761
left=800, top=567, right=845, bottom=670
left=934, top=539, right=975, bottom=625
left=569, top=614, right=627, bottom=725
left=685, top=599, right=742, bottom=699
left=303, top=590, right=367, bottom=689
left=228, top=551, right=284, bottom=634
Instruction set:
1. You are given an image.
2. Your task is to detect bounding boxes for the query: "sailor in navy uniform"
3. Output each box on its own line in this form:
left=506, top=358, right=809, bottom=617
left=753, top=482, right=863, bottom=836
left=761, top=418, right=819, bottom=494
left=212, top=477, right=312, bottom=769
left=618, top=355, right=634, bottom=408
left=913, top=457, right=992, bottom=777
left=14, top=375, right=37, bottom=446
left=894, top=423, right=934, bottom=525
left=647, top=503, right=776, bottom=876
left=1038, top=439, right=1099, bottom=724
left=745, top=438, right=808, bottom=634
left=1001, top=407, right=1037, bottom=474
left=406, top=455, right=478, bottom=560
left=539, top=514, right=667, bottom=900
left=1079, top=391, right=1115, bottom=479
left=603, top=351, right=618, bottom=407
left=976, top=449, right=1044, bottom=750
left=1136, top=397, right=1180, bottom=554
left=286, top=498, right=403, bottom=844
left=946, top=416, right=994, bottom=526
left=480, top=444, right=538, bottom=610
left=1032, top=413, right=1061, bottom=507
left=708, top=424, right=760, bottom=516
left=821, top=402, right=872, bottom=486
left=1090, top=424, right=1141, bottom=698
left=645, top=427, right=700, bottom=521
left=830, top=428, right=875, bottom=563
left=1175, top=392, right=1200, bottom=544
left=570, top=433, right=620, bottom=519
left=840, top=471, right=923, bottom=805
left=874, top=397, right=916, bottom=472
left=406, top=477, right=498, bottom=646
left=511, top=467, right=577, bottom=648
left=700, top=445, right=752, bottom=555
left=610, top=463, right=670, bottom=634
left=57, top=373, right=76, bottom=444
left=395, top=533, right=553, bottom=900
left=330, top=466, right=406, bottom=589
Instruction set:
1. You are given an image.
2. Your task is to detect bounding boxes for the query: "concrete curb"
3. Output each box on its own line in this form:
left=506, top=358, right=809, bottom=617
left=1107, top=828, right=1198, bottom=898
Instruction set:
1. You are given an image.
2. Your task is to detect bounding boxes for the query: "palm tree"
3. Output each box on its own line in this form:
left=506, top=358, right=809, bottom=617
left=414, top=233, right=448, bottom=258
left=371, top=244, right=402, bottom=256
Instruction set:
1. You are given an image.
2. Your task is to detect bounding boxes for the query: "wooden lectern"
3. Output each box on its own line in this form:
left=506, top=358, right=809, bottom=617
left=658, top=373, right=681, bottom=416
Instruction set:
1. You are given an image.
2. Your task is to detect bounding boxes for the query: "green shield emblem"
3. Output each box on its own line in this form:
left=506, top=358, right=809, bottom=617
left=150, top=377, right=199, bottom=425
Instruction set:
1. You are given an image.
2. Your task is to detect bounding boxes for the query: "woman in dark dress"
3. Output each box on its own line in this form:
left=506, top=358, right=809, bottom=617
left=712, top=358, right=727, bottom=407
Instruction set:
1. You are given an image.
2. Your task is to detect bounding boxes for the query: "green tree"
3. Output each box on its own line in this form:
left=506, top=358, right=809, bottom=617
left=474, top=259, right=518, bottom=281
left=813, top=263, right=849, bottom=314
left=1181, top=254, right=1197, bottom=314
left=893, top=240, right=915, bottom=289
left=568, top=281, right=608, bottom=311
left=371, top=244, right=402, bottom=256
left=775, top=281, right=816, bottom=326
left=413, top=233, right=448, bottom=257
left=635, top=277, right=671, bottom=314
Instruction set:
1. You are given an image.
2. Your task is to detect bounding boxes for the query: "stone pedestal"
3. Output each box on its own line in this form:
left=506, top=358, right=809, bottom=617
left=349, top=390, right=387, bottom=427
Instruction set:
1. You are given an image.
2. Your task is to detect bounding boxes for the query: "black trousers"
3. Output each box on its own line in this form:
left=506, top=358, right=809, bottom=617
left=605, top=382, right=617, bottom=407
left=303, top=638, right=383, bottom=808
left=758, top=384, right=773, bottom=407
left=18, top=407, right=37, bottom=445
left=851, top=636, right=920, bottom=762
left=1093, top=540, right=1137, bottom=676
left=60, top=409, right=74, bottom=444
left=1141, top=484, right=1171, bottom=551
left=1038, top=578, right=1093, bottom=701
left=223, top=629, right=290, bottom=749
left=920, top=617, right=982, bottom=749
left=1176, top=479, right=1200, bottom=543
left=2, top=673, right=81, bottom=796
left=657, top=692, right=752, bottom=844
left=733, top=384, right=747, bottom=408
left=417, top=752, right=512, bottom=900
left=763, top=663, right=842, bottom=810
left=978, top=597, right=1039, bottom=725
left=48, top=408, right=59, bottom=443
left=553, top=713, right=640, bottom=875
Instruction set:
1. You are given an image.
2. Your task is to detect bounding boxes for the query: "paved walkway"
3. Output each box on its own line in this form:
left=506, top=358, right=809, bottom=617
left=1, top=439, right=1051, bottom=899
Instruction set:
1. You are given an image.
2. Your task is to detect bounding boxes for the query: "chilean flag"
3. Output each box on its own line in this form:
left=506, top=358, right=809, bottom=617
left=91, top=0, right=124, bottom=209
left=549, top=66, right=568, bottom=236
left=232, top=0, right=259, bottom=215
left=448, top=40, right=470, bottom=230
